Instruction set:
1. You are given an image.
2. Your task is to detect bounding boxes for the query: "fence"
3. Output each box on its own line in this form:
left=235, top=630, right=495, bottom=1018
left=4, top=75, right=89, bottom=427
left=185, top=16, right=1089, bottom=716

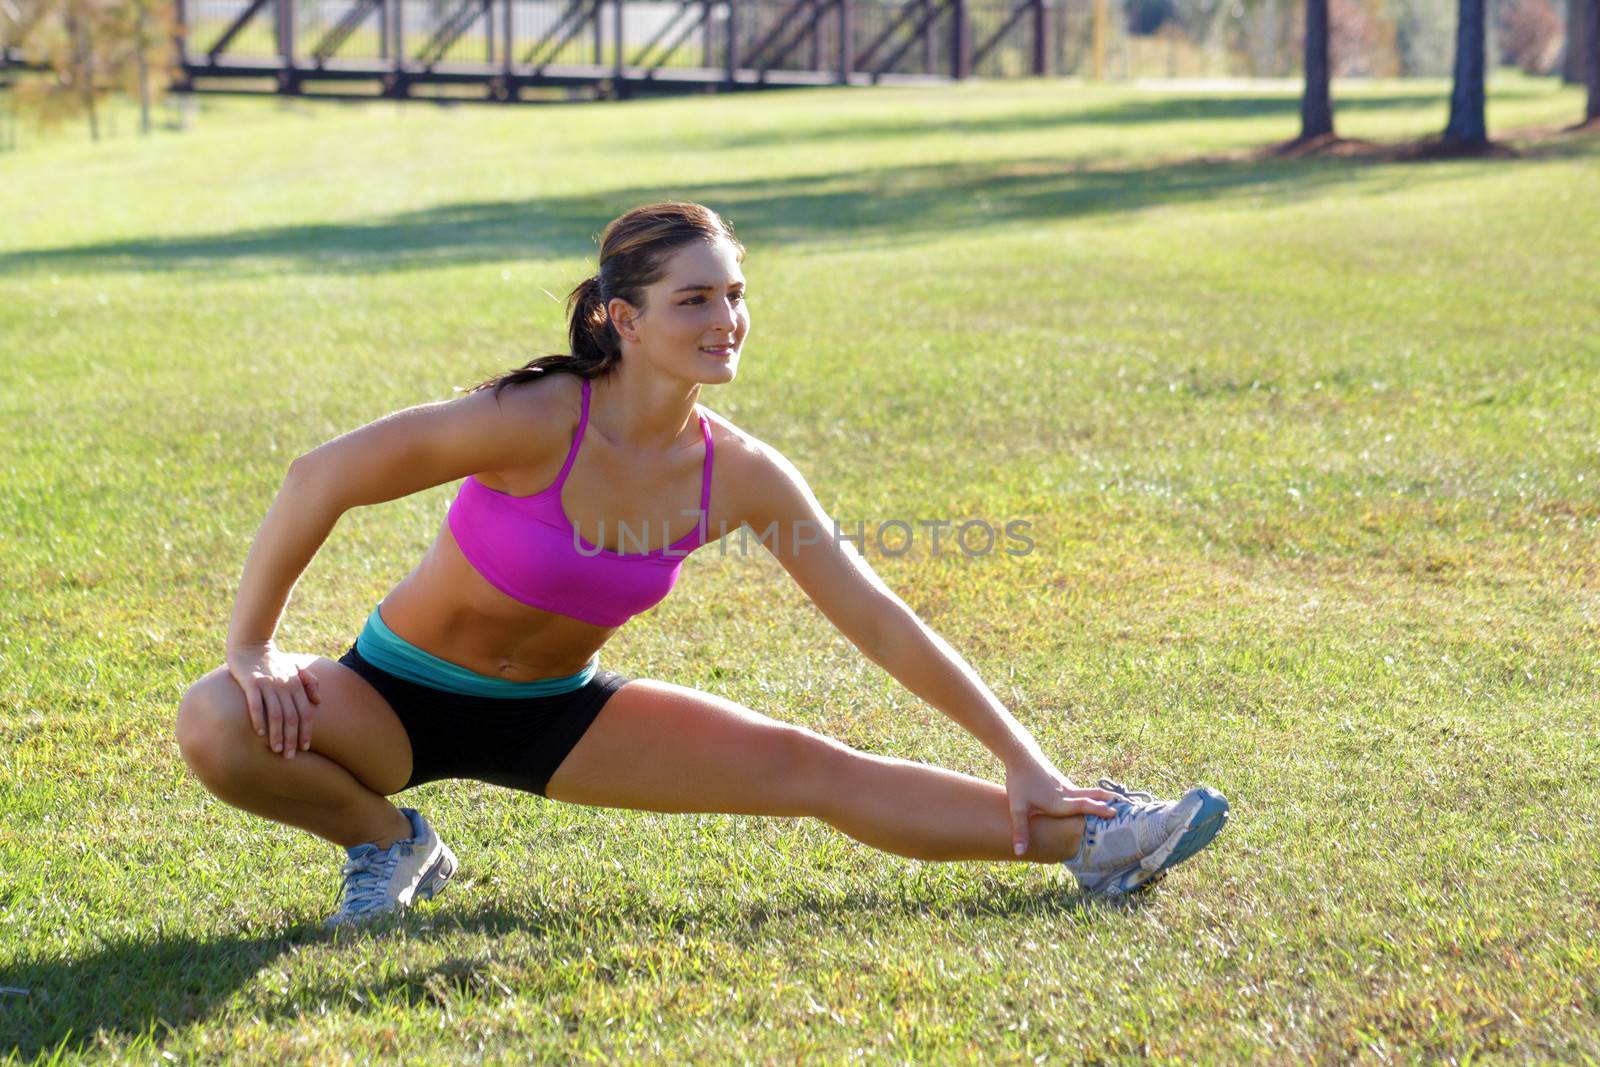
left=177, top=0, right=1081, bottom=97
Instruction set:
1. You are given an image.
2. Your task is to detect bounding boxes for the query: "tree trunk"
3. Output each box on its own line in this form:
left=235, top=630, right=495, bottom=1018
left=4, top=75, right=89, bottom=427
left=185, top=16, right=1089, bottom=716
left=1300, top=0, right=1333, bottom=139
left=1587, top=0, right=1599, bottom=120
left=1444, top=0, right=1486, bottom=145
left=83, top=32, right=97, bottom=142
left=65, top=2, right=99, bottom=142
left=136, top=4, right=151, bottom=135
left=1567, top=0, right=1591, bottom=85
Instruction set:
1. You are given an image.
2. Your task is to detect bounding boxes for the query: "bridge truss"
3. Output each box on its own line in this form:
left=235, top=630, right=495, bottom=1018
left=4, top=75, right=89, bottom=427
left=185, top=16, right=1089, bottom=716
left=175, top=0, right=1066, bottom=100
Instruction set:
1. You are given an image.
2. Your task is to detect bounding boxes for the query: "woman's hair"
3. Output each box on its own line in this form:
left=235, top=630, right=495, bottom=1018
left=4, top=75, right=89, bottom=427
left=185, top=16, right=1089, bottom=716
left=470, top=201, right=745, bottom=398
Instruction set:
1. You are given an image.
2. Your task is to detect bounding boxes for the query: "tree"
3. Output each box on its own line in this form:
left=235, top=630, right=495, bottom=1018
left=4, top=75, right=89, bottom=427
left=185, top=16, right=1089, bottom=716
left=1586, top=0, right=1600, bottom=122
left=103, top=0, right=175, bottom=135
left=1442, top=0, right=1487, bottom=145
left=1497, top=0, right=1563, bottom=73
left=0, top=0, right=41, bottom=50
left=11, top=0, right=174, bottom=142
left=17, top=0, right=108, bottom=140
left=1565, top=0, right=1592, bottom=85
left=1299, top=0, right=1334, bottom=140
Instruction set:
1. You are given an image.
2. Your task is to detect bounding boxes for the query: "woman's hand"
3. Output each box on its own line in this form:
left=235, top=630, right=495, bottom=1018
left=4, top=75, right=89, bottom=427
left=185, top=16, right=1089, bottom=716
left=225, top=642, right=322, bottom=759
left=1004, top=754, right=1118, bottom=856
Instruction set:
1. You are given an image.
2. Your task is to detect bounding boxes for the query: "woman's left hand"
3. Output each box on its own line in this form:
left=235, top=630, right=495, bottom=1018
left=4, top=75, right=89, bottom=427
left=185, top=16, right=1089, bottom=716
left=1004, top=755, right=1119, bottom=857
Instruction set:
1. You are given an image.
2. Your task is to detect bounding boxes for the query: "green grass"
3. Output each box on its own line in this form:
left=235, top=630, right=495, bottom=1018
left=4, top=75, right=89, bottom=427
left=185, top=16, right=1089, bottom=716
left=3, top=75, right=1599, bottom=1063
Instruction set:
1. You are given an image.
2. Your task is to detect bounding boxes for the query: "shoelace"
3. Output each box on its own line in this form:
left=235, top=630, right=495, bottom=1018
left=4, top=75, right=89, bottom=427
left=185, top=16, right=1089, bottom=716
left=333, top=842, right=413, bottom=915
left=1097, top=777, right=1157, bottom=806
left=1088, top=777, right=1170, bottom=843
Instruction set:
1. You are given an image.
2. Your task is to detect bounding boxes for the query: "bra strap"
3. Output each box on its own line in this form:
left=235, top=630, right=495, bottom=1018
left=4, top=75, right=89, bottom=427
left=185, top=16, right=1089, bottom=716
left=552, top=377, right=591, bottom=488
left=696, top=414, right=714, bottom=541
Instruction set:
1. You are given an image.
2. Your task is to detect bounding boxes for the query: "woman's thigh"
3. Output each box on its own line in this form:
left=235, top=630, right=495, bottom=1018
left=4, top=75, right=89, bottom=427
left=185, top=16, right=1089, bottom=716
left=544, top=679, right=850, bottom=816
left=179, top=655, right=414, bottom=796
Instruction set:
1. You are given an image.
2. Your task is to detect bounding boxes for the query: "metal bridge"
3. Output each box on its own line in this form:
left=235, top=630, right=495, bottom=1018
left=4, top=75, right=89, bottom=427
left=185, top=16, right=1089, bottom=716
left=175, top=0, right=1069, bottom=100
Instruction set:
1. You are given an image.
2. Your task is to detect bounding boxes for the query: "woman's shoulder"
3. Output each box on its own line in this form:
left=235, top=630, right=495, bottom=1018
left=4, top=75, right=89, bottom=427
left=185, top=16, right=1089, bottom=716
left=482, top=369, right=586, bottom=416
left=476, top=372, right=587, bottom=438
left=697, top=404, right=769, bottom=472
left=696, top=406, right=805, bottom=507
left=458, top=371, right=588, bottom=489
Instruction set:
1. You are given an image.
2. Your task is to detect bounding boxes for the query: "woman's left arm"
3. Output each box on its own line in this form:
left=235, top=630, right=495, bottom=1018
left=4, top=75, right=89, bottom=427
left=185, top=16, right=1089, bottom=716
left=862, top=610, right=1119, bottom=853
left=733, top=441, right=1116, bottom=854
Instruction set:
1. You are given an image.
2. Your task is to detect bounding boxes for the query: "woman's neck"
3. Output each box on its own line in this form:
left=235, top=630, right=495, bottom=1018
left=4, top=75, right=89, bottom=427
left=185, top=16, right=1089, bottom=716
left=587, top=369, right=702, bottom=455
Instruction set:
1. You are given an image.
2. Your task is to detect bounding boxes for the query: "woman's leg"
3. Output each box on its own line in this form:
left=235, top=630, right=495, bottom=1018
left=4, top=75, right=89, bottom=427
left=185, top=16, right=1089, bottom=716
left=175, top=657, right=415, bottom=849
left=545, top=680, right=1084, bottom=863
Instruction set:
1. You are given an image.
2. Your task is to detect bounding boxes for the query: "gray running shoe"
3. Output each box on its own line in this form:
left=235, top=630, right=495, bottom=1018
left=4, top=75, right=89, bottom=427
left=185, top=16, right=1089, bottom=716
left=1063, top=778, right=1229, bottom=898
left=325, top=807, right=457, bottom=929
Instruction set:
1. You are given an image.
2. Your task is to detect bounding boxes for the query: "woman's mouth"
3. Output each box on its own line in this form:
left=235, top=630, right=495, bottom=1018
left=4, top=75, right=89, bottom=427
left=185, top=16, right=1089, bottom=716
left=699, top=344, right=735, bottom=358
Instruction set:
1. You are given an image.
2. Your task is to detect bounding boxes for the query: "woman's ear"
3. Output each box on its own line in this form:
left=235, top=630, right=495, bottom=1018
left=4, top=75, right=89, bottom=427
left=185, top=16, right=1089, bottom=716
left=607, top=298, right=641, bottom=343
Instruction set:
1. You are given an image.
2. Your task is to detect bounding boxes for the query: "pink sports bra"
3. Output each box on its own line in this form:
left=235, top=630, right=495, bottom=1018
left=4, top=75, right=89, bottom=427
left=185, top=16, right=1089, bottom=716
left=446, top=377, right=715, bottom=628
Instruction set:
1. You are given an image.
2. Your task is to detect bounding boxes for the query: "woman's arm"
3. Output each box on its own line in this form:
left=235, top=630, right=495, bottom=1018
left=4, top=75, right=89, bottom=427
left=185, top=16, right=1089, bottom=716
left=729, top=438, right=1115, bottom=851
left=227, top=463, right=345, bottom=652
left=851, top=604, right=1043, bottom=767
left=222, top=386, right=559, bottom=753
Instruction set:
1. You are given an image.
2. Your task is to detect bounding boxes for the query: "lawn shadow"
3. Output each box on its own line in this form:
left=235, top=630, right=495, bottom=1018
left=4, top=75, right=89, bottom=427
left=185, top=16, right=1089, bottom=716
left=704, top=89, right=1463, bottom=150
left=267, top=881, right=1142, bottom=1019
left=0, top=921, right=326, bottom=1061
left=0, top=152, right=1416, bottom=278
left=0, top=877, right=1133, bottom=1057
left=9, top=97, right=1585, bottom=281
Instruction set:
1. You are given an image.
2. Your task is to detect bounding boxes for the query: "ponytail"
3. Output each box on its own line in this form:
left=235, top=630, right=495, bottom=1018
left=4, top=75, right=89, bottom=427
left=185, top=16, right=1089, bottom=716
left=466, top=274, right=620, bottom=399
left=567, top=274, right=620, bottom=368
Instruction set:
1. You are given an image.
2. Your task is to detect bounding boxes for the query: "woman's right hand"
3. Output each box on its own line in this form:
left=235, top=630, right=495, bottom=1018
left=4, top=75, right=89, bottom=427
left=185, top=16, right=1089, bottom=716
left=225, top=642, right=322, bottom=758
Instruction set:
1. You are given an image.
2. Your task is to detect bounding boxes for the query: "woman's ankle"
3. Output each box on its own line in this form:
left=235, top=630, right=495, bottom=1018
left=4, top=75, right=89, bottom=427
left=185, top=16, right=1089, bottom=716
left=360, top=805, right=417, bottom=850
left=1022, top=812, right=1086, bottom=864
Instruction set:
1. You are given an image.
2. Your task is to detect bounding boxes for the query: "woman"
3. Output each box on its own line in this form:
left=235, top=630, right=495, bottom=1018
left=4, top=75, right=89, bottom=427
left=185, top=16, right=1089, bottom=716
left=175, top=202, right=1229, bottom=928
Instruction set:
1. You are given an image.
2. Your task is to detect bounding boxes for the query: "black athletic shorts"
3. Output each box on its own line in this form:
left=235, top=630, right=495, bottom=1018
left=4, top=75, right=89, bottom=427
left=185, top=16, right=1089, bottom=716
left=337, top=642, right=632, bottom=795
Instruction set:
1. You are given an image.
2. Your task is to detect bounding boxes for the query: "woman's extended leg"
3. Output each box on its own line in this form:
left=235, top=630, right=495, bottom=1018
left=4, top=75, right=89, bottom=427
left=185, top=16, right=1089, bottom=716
left=175, top=658, right=416, bottom=849
left=545, top=680, right=1084, bottom=863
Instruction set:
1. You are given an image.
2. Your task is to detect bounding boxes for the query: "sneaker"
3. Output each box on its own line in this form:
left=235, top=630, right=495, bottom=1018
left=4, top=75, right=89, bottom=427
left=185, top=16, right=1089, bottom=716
left=1063, top=778, right=1229, bottom=898
left=325, top=807, right=457, bottom=928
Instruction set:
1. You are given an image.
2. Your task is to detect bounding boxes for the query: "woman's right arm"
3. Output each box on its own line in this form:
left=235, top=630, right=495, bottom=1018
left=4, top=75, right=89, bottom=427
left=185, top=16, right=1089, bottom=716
left=222, top=384, right=559, bottom=759
left=224, top=462, right=348, bottom=758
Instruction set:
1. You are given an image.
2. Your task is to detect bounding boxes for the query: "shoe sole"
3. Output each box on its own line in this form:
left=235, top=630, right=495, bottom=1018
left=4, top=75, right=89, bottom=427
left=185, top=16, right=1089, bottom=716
left=1120, top=783, right=1228, bottom=895
left=1156, top=787, right=1229, bottom=873
left=1099, top=787, right=1230, bottom=898
left=413, top=843, right=457, bottom=903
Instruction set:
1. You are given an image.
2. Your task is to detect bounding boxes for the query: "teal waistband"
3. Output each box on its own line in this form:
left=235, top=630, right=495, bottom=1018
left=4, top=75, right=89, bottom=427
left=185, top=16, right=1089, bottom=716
left=356, top=604, right=598, bottom=698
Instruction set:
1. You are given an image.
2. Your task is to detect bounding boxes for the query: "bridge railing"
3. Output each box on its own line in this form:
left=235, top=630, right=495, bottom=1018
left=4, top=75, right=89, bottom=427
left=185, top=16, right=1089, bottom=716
left=177, top=0, right=1075, bottom=92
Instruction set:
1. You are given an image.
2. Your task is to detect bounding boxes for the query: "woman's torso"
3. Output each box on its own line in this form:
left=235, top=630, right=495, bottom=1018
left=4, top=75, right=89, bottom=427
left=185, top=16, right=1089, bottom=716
left=378, top=373, right=735, bottom=682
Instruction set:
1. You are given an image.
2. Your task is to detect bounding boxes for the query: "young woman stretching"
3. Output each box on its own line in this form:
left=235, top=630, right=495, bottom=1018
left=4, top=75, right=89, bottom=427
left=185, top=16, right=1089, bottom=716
left=175, top=202, right=1229, bottom=927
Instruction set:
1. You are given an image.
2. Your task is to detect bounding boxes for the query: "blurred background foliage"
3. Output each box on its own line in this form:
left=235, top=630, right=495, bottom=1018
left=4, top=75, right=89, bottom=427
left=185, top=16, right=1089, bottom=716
left=1112, top=0, right=1568, bottom=77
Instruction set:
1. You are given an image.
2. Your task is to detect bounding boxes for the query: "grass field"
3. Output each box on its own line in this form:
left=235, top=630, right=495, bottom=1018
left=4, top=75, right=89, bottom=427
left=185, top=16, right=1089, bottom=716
left=2, top=75, right=1598, bottom=1063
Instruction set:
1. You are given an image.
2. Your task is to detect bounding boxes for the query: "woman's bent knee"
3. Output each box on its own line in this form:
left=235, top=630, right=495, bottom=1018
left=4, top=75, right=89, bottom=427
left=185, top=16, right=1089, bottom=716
left=176, top=669, right=256, bottom=782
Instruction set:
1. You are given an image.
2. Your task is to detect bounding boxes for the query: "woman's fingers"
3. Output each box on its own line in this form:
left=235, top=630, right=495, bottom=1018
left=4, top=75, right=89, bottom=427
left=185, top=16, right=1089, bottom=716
left=1051, top=794, right=1116, bottom=819
left=1072, top=798, right=1117, bottom=818
left=280, top=693, right=300, bottom=758
left=295, top=668, right=318, bottom=751
left=1010, top=796, right=1031, bottom=856
left=245, top=684, right=266, bottom=737
left=290, top=683, right=314, bottom=752
left=298, top=665, right=321, bottom=705
left=265, top=689, right=285, bottom=753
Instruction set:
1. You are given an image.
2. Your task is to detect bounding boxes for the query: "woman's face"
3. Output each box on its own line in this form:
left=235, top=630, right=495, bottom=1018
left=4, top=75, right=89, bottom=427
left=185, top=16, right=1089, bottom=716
left=611, top=237, right=749, bottom=384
